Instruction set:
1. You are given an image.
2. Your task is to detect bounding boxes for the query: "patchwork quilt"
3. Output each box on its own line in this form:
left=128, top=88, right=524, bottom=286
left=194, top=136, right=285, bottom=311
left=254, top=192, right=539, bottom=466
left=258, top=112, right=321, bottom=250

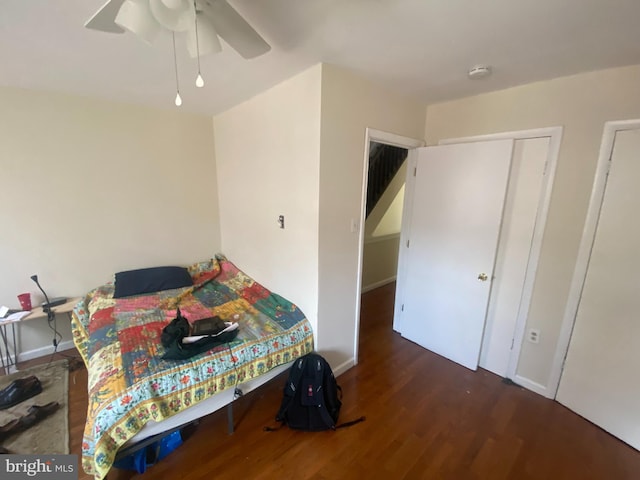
left=71, top=255, right=314, bottom=479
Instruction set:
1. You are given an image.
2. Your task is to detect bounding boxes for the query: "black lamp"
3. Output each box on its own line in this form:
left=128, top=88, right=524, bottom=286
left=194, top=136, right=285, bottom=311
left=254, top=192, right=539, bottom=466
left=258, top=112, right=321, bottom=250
left=30, top=274, right=65, bottom=349
left=30, top=275, right=66, bottom=312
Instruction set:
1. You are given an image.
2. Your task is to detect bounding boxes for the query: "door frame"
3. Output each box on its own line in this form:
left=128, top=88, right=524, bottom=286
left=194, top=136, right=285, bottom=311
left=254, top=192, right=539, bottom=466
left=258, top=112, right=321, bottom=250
left=439, top=127, right=562, bottom=395
left=354, top=128, right=424, bottom=363
left=550, top=119, right=640, bottom=398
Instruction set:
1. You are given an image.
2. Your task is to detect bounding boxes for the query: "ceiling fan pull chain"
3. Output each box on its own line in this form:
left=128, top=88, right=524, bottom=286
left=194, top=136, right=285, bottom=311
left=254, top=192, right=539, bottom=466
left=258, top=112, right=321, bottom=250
left=172, top=32, right=182, bottom=106
left=194, top=0, right=204, bottom=87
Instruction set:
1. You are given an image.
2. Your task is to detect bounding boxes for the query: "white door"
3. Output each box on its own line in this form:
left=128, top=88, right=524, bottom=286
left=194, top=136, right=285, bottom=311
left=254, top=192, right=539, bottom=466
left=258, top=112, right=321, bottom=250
left=557, top=125, right=640, bottom=450
left=394, top=140, right=513, bottom=370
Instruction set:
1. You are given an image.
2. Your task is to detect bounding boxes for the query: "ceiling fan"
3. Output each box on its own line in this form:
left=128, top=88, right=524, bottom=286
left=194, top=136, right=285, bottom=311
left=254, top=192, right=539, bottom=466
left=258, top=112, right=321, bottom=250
left=85, top=0, right=271, bottom=59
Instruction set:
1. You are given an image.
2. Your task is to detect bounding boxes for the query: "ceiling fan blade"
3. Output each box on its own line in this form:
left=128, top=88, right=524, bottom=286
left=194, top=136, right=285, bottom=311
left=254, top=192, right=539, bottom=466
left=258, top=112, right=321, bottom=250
left=198, top=0, right=271, bottom=59
left=85, top=0, right=127, bottom=33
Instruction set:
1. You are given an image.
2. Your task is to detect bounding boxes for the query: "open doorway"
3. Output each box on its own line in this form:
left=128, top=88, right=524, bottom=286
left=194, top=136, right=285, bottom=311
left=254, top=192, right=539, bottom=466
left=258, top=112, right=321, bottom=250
left=360, top=141, right=408, bottom=294
left=354, top=129, right=424, bottom=360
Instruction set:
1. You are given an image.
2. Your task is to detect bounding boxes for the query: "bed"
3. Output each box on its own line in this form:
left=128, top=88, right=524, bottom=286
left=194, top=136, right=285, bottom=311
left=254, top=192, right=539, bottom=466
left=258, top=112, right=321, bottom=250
left=71, top=255, right=314, bottom=479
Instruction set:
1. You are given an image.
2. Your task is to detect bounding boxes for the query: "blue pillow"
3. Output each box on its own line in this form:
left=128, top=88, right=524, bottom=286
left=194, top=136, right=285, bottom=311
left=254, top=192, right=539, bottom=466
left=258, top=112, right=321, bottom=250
left=113, top=266, right=193, bottom=298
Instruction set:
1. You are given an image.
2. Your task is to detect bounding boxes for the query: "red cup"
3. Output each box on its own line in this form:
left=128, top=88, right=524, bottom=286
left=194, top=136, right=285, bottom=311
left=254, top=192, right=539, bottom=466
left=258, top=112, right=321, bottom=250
left=18, top=293, right=32, bottom=311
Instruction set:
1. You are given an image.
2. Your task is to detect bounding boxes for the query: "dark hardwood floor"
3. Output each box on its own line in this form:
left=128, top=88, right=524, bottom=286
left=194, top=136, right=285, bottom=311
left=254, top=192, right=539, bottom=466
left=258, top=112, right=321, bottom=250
left=11, top=282, right=640, bottom=479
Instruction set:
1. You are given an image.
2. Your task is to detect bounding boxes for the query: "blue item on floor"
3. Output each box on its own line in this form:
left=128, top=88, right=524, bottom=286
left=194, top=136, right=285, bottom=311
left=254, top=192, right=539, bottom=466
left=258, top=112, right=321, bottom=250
left=113, top=430, right=183, bottom=474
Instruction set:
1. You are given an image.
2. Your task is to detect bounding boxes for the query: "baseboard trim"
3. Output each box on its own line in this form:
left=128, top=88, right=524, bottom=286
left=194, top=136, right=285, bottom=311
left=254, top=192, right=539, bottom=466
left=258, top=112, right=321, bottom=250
left=17, top=340, right=75, bottom=363
left=513, top=374, right=552, bottom=399
left=333, top=358, right=355, bottom=378
left=361, top=276, right=396, bottom=294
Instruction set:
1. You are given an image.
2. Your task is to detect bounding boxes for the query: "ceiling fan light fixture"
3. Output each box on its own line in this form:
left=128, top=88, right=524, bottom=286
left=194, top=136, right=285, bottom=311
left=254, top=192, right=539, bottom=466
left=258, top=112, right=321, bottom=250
left=115, top=0, right=162, bottom=44
left=149, top=0, right=195, bottom=32
left=85, top=0, right=272, bottom=59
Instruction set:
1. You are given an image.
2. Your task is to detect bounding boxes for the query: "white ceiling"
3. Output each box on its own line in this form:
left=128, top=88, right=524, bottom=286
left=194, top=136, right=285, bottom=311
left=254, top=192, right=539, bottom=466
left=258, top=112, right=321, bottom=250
left=2, top=0, right=640, bottom=116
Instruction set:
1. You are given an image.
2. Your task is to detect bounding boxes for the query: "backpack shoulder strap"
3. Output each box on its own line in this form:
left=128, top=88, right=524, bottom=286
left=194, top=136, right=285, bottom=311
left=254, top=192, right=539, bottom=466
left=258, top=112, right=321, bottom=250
left=335, top=416, right=366, bottom=429
left=316, top=356, right=364, bottom=430
left=317, top=403, right=339, bottom=429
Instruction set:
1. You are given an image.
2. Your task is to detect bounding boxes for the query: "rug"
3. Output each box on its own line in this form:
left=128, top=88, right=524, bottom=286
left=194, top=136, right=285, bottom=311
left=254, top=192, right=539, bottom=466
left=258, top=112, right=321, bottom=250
left=0, top=359, right=69, bottom=454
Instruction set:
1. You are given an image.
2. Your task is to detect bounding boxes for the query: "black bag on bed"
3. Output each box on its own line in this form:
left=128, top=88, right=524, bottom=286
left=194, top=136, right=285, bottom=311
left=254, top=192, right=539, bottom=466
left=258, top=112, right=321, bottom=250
left=267, top=353, right=364, bottom=431
left=161, top=308, right=238, bottom=360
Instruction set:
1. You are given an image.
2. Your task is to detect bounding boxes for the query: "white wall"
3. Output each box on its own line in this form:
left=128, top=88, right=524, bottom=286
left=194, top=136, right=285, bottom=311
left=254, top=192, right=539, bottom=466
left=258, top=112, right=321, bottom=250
left=318, top=64, right=426, bottom=371
left=0, top=87, right=220, bottom=357
left=213, top=65, right=322, bottom=335
left=424, top=64, right=640, bottom=390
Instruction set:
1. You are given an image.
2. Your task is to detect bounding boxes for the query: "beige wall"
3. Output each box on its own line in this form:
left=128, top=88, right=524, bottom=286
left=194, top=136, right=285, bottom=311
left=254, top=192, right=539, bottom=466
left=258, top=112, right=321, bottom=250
left=213, top=65, right=322, bottom=335
left=318, top=64, right=426, bottom=371
left=371, top=187, right=404, bottom=237
left=361, top=236, right=401, bottom=291
left=212, top=63, right=425, bottom=371
left=425, top=64, right=640, bottom=389
left=0, top=87, right=220, bottom=357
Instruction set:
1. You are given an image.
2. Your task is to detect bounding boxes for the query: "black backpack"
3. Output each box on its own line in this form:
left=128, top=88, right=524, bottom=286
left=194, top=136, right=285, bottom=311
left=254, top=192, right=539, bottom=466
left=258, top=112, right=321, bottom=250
left=267, top=353, right=364, bottom=431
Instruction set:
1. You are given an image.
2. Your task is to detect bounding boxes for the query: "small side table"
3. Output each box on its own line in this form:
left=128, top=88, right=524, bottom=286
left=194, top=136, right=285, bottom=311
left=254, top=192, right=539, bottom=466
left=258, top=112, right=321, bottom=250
left=0, top=297, right=80, bottom=374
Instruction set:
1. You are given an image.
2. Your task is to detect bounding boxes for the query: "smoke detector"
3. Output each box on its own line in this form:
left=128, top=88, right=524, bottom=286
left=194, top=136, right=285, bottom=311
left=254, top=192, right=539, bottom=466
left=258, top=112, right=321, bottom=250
left=468, top=65, right=492, bottom=79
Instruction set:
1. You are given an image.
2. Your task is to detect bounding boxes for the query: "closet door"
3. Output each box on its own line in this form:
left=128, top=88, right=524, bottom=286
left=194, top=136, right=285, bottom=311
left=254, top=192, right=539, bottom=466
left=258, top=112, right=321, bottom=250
left=557, top=124, right=640, bottom=450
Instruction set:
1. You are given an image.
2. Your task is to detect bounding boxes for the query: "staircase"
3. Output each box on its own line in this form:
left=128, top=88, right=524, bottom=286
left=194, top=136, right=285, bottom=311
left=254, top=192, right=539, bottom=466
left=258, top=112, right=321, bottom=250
left=366, top=143, right=408, bottom=217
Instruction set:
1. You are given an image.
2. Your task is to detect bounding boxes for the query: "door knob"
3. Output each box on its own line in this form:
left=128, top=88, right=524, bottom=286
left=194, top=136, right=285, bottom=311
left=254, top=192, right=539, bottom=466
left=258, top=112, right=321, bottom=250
left=478, top=273, right=488, bottom=281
